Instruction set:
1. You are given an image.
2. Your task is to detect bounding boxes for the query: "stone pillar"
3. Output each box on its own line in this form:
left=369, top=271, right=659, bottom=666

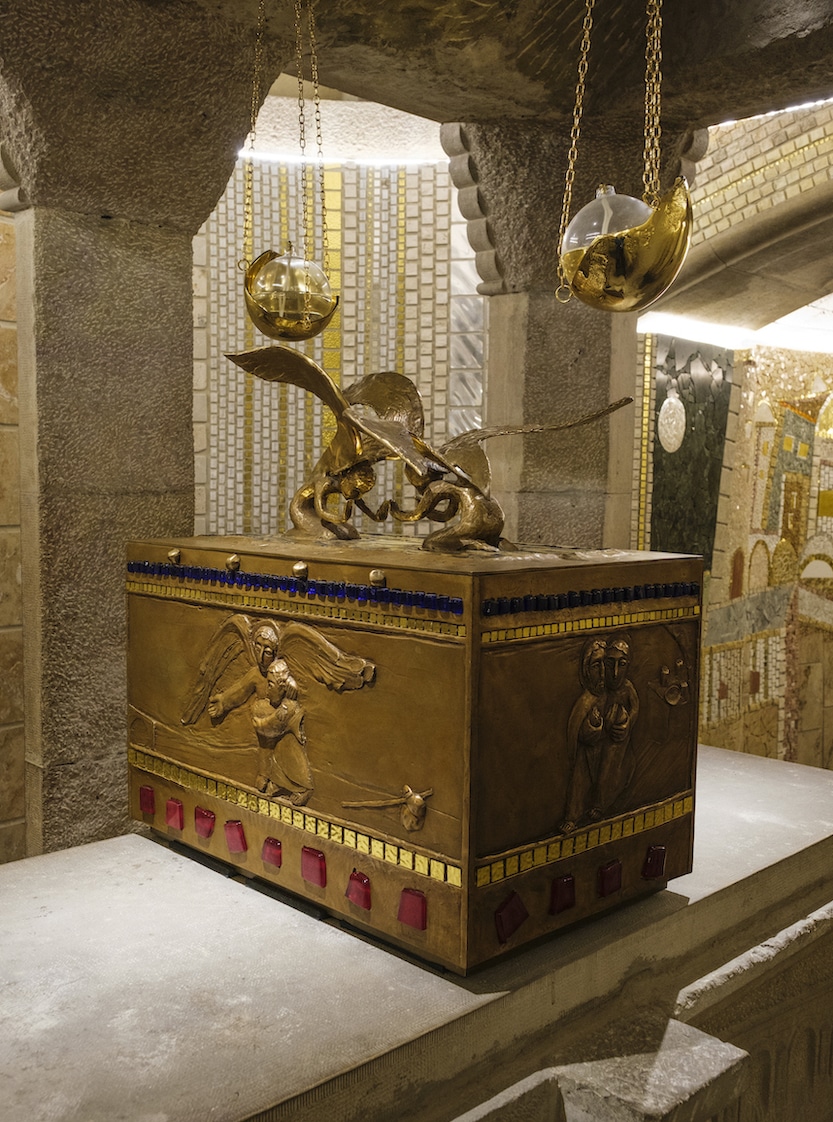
left=443, top=120, right=649, bottom=548
left=0, top=0, right=286, bottom=853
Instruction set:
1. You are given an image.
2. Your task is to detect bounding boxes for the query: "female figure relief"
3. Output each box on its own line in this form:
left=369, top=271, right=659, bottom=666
left=560, top=635, right=639, bottom=832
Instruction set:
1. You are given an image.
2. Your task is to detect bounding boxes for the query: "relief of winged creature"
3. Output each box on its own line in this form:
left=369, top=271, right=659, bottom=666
left=181, top=613, right=375, bottom=805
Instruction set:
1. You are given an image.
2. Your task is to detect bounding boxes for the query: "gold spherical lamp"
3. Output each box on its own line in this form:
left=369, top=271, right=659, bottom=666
left=245, top=249, right=339, bottom=341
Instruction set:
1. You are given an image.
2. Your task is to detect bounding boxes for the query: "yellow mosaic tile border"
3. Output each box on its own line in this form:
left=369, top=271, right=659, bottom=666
left=481, top=603, right=700, bottom=644
left=476, top=794, right=694, bottom=887
left=638, top=332, right=654, bottom=551
left=125, top=578, right=467, bottom=639
left=129, top=747, right=463, bottom=888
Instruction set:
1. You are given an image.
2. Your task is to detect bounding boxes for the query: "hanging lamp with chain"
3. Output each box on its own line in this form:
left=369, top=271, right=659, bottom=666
left=555, top=0, right=692, bottom=313
left=242, top=0, right=339, bottom=341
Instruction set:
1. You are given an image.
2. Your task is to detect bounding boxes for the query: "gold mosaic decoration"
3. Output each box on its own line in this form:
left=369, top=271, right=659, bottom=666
left=476, top=794, right=694, bottom=887
left=129, top=747, right=462, bottom=887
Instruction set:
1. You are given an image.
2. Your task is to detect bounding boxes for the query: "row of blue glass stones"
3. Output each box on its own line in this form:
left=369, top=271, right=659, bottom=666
left=127, top=560, right=465, bottom=616
left=481, top=581, right=700, bottom=618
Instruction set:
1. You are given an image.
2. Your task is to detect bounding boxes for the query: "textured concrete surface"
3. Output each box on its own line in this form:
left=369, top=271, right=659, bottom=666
left=2, top=746, right=833, bottom=1122
left=16, top=207, right=197, bottom=853
left=555, top=1019, right=747, bottom=1122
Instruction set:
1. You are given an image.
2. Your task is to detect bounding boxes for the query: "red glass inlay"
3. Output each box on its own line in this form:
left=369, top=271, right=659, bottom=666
left=345, top=869, right=371, bottom=911
left=550, top=874, right=576, bottom=915
left=642, top=844, right=667, bottom=880
left=224, top=820, right=248, bottom=854
left=597, top=858, right=623, bottom=897
left=494, top=891, right=529, bottom=944
left=397, top=887, right=427, bottom=930
left=301, top=846, right=327, bottom=887
left=165, top=798, right=184, bottom=831
left=138, top=785, right=156, bottom=815
left=194, top=806, right=216, bottom=839
left=262, top=837, right=283, bottom=867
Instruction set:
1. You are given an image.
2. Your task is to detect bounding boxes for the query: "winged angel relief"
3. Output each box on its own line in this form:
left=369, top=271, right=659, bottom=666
left=228, top=346, right=631, bottom=552
left=181, top=614, right=374, bottom=805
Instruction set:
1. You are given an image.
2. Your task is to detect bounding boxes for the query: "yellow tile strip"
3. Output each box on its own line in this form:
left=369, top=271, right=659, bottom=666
left=481, top=603, right=699, bottom=644
left=129, top=747, right=463, bottom=888
left=126, top=578, right=466, bottom=638
left=474, top=794, right=694, bottom=888
left=638, top=332, right=654, bottom=551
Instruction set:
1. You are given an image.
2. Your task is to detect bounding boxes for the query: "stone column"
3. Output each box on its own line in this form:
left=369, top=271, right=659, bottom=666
left=0, top=0, right=286, bottom=853
left=443, top=120, right=650, bottom=548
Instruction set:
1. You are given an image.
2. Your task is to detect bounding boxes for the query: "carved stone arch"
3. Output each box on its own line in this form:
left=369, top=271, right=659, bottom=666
left=787, top=1026, right=817, bottom=1100
left=771, top=537, right=799, bottom=585
left=800, top=555, right=833, bottom=579
left=748, top=540, right=770, bottom=594
left=440, top=122, right=505, bottom=295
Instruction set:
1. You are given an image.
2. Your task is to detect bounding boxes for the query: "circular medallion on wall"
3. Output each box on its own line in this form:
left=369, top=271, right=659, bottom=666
left=657, top=391, right=686, bottom=453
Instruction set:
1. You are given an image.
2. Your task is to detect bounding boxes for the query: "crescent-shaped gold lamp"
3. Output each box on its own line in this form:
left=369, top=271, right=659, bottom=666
left=559, top=178, right=692, bottom=312
left=555, top=0, right=691, bottom=312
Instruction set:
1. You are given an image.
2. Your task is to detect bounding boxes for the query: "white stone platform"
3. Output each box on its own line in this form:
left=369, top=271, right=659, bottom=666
left=2, top=745, right=833, bottom=1122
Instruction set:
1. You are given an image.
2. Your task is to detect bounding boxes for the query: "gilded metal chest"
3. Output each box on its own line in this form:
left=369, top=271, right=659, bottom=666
left=127, top=536, right=701, bottom=973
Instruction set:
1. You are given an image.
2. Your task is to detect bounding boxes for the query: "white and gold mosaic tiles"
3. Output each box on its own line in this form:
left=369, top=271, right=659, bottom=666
left=192, top=103, right=486, bottom=539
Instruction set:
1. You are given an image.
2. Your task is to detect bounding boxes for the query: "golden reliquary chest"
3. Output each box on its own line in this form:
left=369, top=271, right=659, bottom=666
left=127, top=536, right=702, bottom=974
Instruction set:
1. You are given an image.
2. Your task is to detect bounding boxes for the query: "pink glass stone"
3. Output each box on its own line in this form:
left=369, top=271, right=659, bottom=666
left=224, top=820, right=248, bottom=854
left=165, top=798, right=184, bottom=831
left=262, top=837, right=283, bottom=867
left=138, top=785, right=156, bottom=815
left=301, top=846, right=327, bottom=887
left=194, top=806, right=216, bottom=839
left=642, top=845, right=667, bottom=880
left=550, top=874, right=576, bottom=915
left=397, top=888, right=427, bottom=931
left=597, top=858, right=623, bottom=897
left=345, top=869, right=371, bottom=911
left=494, top=891, right=529, bottom=944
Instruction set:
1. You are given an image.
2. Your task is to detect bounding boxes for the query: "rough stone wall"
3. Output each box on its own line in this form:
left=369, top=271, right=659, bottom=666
left=0, top=212, right=23, bottom=863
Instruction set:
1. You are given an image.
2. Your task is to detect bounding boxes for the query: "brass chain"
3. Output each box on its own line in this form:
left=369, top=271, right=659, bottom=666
left=241, top=0, right=266, bottom=271
left=293, top=0, right=310, bottom=264
left=306, top=0, right=330, bottom=277
left=294, top=0, right=330, bottom=325
left=555, top=0, right=596, bottom=302
left=642, top=0, right=663, bottom=206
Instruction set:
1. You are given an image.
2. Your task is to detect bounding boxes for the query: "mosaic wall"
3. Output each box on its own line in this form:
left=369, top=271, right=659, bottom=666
left=648, top=338, right=733, bottom=570
left=689, top=101, right=833, bottom=248
left=699, top=347, right=833, bottom=765
left=193, top=132, right=486, bottom=538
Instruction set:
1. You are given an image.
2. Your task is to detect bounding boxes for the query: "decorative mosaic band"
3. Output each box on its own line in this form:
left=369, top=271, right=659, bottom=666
left=482, top=602, right=700, bottom=644
left=126, top=568, right=467, bottom=639
left=476, top=794, right=694, bottom=887
left=481, top=581, right=699, bottom=618
left=128, top=747, right=463, bottom=888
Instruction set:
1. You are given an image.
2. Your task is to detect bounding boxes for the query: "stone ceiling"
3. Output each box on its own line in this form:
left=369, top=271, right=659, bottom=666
left=191, top=0, right=833, bottom=330
left=193, top=0, right=833, bottom=129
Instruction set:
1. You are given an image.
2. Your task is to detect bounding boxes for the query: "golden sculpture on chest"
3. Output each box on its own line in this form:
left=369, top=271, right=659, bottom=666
left=228, top=343, right=631, bottom=552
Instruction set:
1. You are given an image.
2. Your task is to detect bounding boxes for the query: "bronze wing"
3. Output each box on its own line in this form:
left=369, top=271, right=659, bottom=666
left=181, top=613, right=257, bottom=725
left=227, top=345, right=360, bottom=470
left=439, top=397, right=634, bottom=494
left=279, top=621, right=375, bottom=693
